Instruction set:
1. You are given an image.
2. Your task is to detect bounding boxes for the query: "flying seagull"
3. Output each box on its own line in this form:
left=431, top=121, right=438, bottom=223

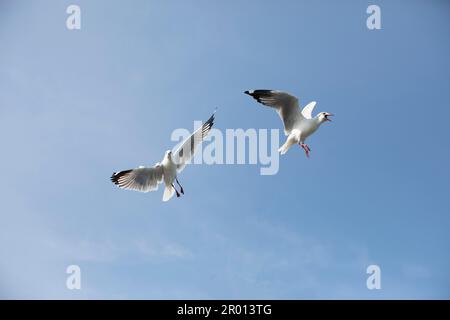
left=244, top=90, right=333, bottom=157
left=110, top=111, right=215, bottom=202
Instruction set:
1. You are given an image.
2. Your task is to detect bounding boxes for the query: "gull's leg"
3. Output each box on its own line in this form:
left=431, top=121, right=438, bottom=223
left=172, top=183, right=181, bottom=198
left=299, top=142, right=311, bottom=158
left=175, top=177, right=184, bottom=194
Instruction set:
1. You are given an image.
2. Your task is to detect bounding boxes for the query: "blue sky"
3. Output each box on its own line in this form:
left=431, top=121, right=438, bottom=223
left=1, top=0, right=449, bottom=299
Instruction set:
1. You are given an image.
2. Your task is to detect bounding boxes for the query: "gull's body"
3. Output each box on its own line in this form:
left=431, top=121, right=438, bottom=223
left=111, top=111, right=215, bottom=201
left=161, top=152, right=177, bottom=195
left=244, top=90, right=333, bottom=157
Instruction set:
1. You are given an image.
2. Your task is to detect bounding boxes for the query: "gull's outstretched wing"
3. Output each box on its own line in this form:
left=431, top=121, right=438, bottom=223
left=244, top=90, right=304, bottom=135
left=110, top=164, right=164, bottom=193
left=301, top=101, right=317, bottom=119
left=172, top=111, right=215, bottom=172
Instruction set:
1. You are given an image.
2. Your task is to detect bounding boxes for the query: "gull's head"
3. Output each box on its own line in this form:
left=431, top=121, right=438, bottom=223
left=165, top=150, right=172, bottom=158
left=317, top=112, right=334, bottom=123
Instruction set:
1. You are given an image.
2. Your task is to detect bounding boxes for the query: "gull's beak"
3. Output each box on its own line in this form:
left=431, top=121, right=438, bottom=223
left=324, top=113, right=334, bottom=122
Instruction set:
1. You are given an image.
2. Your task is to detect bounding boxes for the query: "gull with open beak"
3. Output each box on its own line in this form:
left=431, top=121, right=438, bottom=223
left=244, top=90, right=333, bottom=158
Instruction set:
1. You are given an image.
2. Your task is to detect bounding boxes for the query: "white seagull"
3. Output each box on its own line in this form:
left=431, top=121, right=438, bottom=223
left=111, top=111, right=215, bottom=202
left=244, top=90, right=333, bottom=157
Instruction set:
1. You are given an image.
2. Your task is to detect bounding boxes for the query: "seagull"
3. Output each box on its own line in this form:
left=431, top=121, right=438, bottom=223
left=244, top=90, right=333, bottom=157
left=110, top=111, right=215, bottom=202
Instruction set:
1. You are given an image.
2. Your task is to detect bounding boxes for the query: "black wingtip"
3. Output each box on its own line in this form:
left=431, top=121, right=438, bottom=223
left=205, top=112, right=215, bottom=127
left=110, top=173, right=119, bottom=185
left=110, top=169, right=132, bottom=185
left=201, top=110, right=216, bottom=138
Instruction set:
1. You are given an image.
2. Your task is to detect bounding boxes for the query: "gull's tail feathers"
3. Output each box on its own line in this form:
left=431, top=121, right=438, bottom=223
left=278, top=138, right=296, bottom=155
left=162, top=185, right=175, bottom=202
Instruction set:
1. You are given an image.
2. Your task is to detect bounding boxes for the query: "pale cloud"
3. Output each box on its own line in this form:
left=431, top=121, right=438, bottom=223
left=134, top=239, right=193, bottom=259
left=402, top=263, right=432, bottom=280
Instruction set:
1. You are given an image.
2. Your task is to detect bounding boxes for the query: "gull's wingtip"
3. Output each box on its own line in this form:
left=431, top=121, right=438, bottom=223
left=110, top=171, right=119, bottom=182
left=110, top=169, right=132, bottom=185
left=208, top=109, right=217, bottom=123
